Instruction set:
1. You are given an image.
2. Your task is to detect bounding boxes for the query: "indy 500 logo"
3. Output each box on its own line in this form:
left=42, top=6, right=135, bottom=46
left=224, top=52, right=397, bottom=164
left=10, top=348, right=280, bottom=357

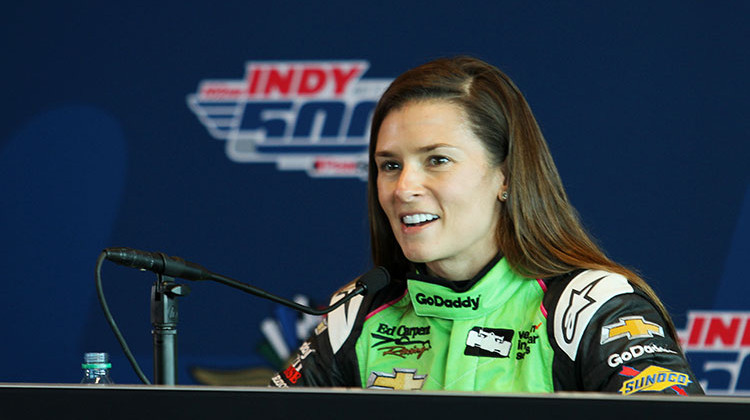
left=187, top=61, right=392, bottom=179
left=678, top=311, right=750, bottom=395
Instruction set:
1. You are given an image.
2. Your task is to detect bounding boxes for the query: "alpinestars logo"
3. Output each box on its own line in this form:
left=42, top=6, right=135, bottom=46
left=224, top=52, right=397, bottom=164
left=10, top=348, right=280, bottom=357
left=561, top=277, right=602, bottom=343
left=187, top=61, right=392, bottom=179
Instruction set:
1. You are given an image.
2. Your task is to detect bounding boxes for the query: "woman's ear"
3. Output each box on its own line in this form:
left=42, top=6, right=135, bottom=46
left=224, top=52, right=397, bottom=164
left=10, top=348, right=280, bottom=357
left=497, top=164, right=508, bottom=201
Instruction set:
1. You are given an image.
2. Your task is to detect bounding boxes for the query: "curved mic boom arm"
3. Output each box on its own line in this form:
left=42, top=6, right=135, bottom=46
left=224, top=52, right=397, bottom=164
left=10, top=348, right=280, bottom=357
left=206, top=267, right=390, bottom=315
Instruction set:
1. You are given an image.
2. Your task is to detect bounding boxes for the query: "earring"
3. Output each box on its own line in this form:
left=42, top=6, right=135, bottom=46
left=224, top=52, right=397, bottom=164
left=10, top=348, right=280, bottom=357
left=501, top=191, right=508, bottom=201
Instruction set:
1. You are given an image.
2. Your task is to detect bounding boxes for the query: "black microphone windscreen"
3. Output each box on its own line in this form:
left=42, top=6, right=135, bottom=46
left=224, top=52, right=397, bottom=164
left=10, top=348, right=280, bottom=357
left=358, top=266, right=390, bottom=295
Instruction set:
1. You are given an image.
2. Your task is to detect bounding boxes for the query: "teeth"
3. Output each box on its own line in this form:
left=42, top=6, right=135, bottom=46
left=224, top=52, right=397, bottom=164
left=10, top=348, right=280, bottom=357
left=402, top=213, right=439, bottom=225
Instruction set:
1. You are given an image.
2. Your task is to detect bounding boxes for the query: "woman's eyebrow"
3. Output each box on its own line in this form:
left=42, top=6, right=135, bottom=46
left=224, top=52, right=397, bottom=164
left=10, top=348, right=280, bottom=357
left=375, top=143, right=459, bottom=158
left=417, top=143, right=457, bottom=153
left=374, top=150, right=396, bottom=158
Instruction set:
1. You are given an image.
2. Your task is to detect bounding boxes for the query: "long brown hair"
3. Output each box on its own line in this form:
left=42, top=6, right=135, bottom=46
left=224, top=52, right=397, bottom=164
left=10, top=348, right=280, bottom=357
left=367, top=56, right=678, bottom=338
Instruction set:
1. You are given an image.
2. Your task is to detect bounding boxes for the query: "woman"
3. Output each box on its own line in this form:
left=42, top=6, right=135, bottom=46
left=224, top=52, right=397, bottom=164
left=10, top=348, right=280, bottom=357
left=270, top=56, right=704, bottom=394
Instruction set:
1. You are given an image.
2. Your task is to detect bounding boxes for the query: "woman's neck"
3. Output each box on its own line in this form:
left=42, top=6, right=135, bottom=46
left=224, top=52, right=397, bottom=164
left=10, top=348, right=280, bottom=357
left=424, top=252, right=500, bottom=281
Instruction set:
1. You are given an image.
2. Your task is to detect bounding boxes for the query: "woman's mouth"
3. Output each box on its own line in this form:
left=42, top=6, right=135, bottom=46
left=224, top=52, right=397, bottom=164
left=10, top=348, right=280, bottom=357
left=401, top=213, right=440, bottom=227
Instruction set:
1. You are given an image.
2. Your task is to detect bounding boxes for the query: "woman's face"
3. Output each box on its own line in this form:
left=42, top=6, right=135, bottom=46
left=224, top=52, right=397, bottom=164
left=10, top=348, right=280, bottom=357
left=375, top=100, right=506, bottom=280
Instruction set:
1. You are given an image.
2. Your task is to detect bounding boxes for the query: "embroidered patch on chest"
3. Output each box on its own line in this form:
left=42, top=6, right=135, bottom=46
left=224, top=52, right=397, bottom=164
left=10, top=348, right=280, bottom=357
left=464, top=327, right=514, bottom=358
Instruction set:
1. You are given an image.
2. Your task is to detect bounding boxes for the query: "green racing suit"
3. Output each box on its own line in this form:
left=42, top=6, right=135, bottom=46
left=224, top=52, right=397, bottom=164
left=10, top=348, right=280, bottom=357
left=270, top=256, right=704, bottom=395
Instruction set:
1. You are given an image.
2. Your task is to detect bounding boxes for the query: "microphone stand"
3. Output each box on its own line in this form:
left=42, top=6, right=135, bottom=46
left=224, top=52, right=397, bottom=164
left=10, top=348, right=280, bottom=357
left=97, top=247, right=390, bottom=385
left=150, top=273, right=191, bottom=385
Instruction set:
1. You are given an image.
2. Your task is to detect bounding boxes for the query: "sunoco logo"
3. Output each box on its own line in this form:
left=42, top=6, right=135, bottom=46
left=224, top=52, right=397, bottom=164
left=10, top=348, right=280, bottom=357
left=415, top=293, right=480, bottom=311
left=618, top=365, right=691, bottom=395
left=187, top=61, right=392, bottom=179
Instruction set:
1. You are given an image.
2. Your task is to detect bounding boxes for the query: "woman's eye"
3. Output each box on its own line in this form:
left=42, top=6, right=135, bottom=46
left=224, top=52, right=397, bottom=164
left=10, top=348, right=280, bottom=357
left=380, top=161, right=401, bottom=172
left=429, top=156, right=450, bottom=166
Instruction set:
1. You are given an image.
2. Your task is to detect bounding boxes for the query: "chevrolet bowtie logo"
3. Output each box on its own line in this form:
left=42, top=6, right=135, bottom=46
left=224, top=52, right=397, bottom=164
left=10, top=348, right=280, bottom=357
left=601, top=316, right=664, bottom=344
left=367, top=368, right=426, bottom=390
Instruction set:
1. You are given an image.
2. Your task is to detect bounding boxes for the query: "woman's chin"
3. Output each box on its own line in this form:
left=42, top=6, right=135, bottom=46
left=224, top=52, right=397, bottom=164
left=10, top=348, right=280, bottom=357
left=402, top=250, right=436, bottom=265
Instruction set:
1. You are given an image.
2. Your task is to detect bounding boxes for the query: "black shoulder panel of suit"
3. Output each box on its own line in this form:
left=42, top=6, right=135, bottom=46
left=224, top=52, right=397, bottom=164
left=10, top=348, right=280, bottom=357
left=544, top=270, right=704, bottom=395
left=269, top=276, right=406, bottom=388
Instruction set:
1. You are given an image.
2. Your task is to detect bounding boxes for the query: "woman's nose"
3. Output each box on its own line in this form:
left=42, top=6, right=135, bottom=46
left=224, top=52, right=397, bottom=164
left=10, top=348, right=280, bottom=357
left=394, top=165, right=424, bottom=202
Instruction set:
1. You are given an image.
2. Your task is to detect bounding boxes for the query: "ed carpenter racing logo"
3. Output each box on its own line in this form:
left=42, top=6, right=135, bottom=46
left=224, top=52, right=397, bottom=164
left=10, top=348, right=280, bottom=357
left=187, top=60, right=392, bottom=179
left=415, top=293, right=480, bottom=311
left=371, top=323, right=431, bottom=359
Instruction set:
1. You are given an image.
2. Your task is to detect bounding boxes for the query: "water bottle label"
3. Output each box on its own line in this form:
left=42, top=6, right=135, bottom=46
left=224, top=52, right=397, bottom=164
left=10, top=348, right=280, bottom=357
left=82, top=363, right=112, bottom=369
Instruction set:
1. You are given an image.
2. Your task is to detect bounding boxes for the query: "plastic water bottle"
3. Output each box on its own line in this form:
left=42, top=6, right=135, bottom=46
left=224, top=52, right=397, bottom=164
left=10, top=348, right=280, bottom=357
left=81, top=352, right=114, bottom=384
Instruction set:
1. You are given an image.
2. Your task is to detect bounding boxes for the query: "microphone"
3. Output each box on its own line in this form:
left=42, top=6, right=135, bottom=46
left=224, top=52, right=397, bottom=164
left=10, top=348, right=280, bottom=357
left=104, top=247, right=212, bottom=281
left=102, top=247, right=390, bottom=315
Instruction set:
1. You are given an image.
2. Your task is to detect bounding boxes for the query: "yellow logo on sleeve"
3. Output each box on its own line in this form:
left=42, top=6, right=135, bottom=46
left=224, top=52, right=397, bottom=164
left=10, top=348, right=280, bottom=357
left=619, top=365, right=691, bottom=395
left=601, top=316, right=664, bottom=344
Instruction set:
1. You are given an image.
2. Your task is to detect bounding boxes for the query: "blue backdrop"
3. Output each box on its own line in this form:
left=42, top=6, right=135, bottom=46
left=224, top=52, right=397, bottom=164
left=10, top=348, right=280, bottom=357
left=2, top=2, right=748, bottom=394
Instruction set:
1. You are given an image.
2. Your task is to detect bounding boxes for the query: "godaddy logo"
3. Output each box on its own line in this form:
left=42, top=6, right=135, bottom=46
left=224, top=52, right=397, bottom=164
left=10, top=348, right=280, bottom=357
left=415, top=293, right=480, bottom=311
